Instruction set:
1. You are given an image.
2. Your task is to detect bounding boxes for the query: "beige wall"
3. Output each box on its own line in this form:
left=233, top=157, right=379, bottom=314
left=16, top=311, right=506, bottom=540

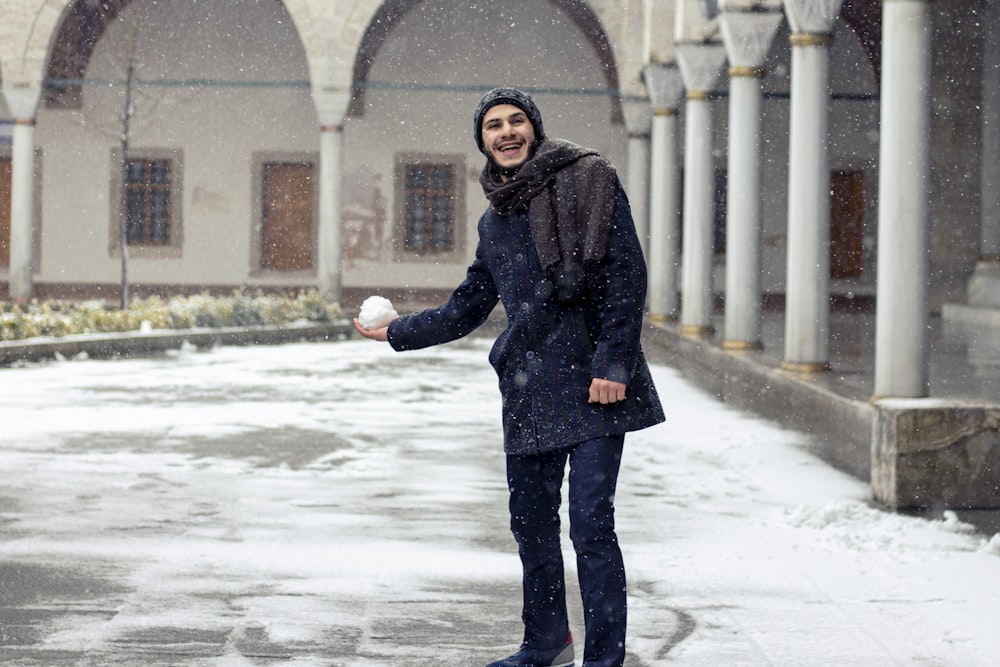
left=34, top=0, right=316, bottom=287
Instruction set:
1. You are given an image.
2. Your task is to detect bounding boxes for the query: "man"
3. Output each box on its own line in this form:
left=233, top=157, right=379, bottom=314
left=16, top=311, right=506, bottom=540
left=354, top=87, right=664, bottom=667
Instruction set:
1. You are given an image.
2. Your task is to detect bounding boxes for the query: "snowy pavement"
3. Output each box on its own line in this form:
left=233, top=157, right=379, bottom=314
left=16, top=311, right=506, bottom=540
left=1, top=336, right=999, bottom=666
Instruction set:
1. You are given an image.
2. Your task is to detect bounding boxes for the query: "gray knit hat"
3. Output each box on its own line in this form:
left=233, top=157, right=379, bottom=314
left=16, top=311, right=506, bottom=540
left=473, top=87, right=545, bottom=155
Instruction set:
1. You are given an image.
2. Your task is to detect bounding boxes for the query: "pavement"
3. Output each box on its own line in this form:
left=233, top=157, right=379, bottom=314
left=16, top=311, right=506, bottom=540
left=1, top=310, right=998, bottom=665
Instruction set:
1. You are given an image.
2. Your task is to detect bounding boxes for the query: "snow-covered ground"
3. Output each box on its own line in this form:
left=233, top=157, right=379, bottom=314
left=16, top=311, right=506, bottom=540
left=1, top=336, right=998, bottom=666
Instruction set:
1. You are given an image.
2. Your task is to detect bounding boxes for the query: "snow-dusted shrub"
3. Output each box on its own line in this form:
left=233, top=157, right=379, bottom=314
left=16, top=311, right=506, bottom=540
left=0, top=291, right=342, bottom=342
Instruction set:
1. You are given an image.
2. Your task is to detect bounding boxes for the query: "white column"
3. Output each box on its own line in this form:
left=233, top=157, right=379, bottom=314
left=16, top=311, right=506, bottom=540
left=781, top=0, right=844, bottom=371
left=677, top=42, right=727, bottom=337
left=311, top=87, right=351, bottom=303
left=643, top=64, right=685, bottom=322
left=318, top=126, right=343, bottom=302
left=623, top=98, right=652, bottom=260
left=874, top=0, right=931, bottom=398
left=719, top=11, right=783, bottom=350
left=2, top=84, right=41, bottom=301
left=968, top=0, right=1000, bottom=307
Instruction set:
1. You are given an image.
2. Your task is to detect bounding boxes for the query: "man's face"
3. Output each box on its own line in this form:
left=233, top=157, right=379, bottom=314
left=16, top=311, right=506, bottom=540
left=481, top=104, right=536, bottom=172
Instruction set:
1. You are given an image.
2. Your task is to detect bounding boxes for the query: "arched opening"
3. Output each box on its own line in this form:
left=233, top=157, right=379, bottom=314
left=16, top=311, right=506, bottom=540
left=44, top=0, right=133, bottom=109
left=349, top=0, right=623, bottom=123
left=841, top=0, right=882, bottom=84
left=36, top=0, right=320, bottom=296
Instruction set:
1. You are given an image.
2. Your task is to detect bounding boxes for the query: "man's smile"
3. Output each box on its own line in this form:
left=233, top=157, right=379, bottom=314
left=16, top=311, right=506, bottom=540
left=496, top=140, right=524, bottom=154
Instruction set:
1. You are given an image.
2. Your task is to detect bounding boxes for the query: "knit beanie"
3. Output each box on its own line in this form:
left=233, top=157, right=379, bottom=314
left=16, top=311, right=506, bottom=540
left=473, top=87, right=545, bottom=155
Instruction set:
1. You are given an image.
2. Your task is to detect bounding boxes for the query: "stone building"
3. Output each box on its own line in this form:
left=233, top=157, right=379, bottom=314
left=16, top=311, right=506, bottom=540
left=0, top=0, right=996, bottom=403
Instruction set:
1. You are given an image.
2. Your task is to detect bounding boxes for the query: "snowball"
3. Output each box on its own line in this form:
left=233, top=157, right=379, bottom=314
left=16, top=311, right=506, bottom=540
left=357, top=296, right=398, bottom=330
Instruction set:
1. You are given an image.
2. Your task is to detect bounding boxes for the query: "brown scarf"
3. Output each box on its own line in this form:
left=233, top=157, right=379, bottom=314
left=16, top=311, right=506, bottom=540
left=479, top=139, right=618, bottom=281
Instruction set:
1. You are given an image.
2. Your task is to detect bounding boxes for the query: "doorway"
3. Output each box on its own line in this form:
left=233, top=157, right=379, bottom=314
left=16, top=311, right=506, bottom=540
left=830, top=170, right=865, bottom=279
left=261, top=161, right=314, bottom=271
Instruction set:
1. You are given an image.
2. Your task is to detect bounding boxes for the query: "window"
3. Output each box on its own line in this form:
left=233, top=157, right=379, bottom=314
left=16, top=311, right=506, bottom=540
left=397, top=158, right=461, bottom=256
left=125, top=158, right=172, bottom=245
left=110, top=149, right=182, bottom=257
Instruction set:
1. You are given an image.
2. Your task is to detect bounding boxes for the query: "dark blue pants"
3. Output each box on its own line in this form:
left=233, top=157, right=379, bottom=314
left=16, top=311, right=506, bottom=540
left=505, top=434, right=626, bottom=667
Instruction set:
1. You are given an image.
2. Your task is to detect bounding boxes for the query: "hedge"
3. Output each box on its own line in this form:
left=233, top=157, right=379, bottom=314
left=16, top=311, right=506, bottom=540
left=0, top=291, right=343, bottom=342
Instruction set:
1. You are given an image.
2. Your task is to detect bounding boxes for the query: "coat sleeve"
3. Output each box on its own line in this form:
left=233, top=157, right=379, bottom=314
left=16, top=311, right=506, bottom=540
left=386, top=243, right=500, bottom=352
left=589, top=183, right=648, bottom=384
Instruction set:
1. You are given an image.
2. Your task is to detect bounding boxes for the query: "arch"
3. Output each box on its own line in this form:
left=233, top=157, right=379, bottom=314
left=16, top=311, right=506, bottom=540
left=0, top=0, right=73, bottom=86
left=44, top=0, right=132, bottom=108
left=42, top=0, right=320, bottom=108
left=348, top=0, right=623, bottom=122
left=840, top=0, right=881, bottom=84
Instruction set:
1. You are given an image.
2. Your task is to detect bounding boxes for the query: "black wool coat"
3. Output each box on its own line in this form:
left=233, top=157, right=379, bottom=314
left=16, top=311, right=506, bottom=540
left=386, top=177, right=665, bottom=455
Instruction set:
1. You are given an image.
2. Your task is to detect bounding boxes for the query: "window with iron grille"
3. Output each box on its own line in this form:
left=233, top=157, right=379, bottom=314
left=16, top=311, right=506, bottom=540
left=125, top=158, right=172, bottom=245
left=402, top=163, right=456, bottom=254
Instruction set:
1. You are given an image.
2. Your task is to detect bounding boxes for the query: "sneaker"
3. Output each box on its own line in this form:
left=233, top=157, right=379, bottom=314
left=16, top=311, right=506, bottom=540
left=485, top=634, right=574, bottom=667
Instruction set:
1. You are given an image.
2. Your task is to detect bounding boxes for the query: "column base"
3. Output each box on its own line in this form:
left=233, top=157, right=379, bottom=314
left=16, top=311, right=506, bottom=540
left=647, top=313, right=678, bottom=325
left=679, top=324, right=714, bottom=339
left=722, top=340, right=764, bottom=351
left=780, top=360, right=831, bottom=373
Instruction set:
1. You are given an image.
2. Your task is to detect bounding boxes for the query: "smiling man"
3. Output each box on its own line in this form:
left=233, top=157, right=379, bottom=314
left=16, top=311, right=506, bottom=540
left=354, top=87, right=664, bottom=667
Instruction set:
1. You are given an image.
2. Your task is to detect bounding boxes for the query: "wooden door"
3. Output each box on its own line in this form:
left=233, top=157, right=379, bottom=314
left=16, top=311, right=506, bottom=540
left=261, top=162, right=314, bottom=271
left=830, top=170, right=864, bottom=279
left=0, top=158, right=10, bottom=267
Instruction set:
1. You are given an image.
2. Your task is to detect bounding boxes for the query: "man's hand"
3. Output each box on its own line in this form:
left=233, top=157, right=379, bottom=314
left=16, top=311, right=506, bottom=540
left=589, top=378, right=626, bottom=404
left=353, top=318, right=391, bottom=342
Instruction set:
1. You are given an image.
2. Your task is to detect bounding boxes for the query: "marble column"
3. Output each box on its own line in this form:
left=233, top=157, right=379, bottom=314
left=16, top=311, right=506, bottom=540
left=719, top=11, right=783, bottom=350
left=676, top=42, right=727, bottom=337
left=969, top=0, right=1000, bottom=307
left=781, top=0, right=844, bottom=371
left=874, top=0, right=931, bottom=398
left=311, top=87, right=351, bottom=304
left=2, top=84, right=41, bottom=301
left=623, top=97, right=652, bottom=260
left=643, top=64, right=685, bottom=322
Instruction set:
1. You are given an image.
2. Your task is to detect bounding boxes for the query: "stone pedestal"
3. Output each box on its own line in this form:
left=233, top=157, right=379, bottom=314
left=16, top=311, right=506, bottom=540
left=967, top=260, right=1000, bottom=308
left=872, top=400, right=1000, bottom=510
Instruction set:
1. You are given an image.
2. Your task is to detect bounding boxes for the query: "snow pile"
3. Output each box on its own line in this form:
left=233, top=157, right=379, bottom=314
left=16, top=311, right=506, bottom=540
left=357, top=295, right=398, bottom=329
left=782, top=500, right=986, bottom=553
left=981, top=533, right=1000, bottom=555
left=940, top=510, right=977, bottom=535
